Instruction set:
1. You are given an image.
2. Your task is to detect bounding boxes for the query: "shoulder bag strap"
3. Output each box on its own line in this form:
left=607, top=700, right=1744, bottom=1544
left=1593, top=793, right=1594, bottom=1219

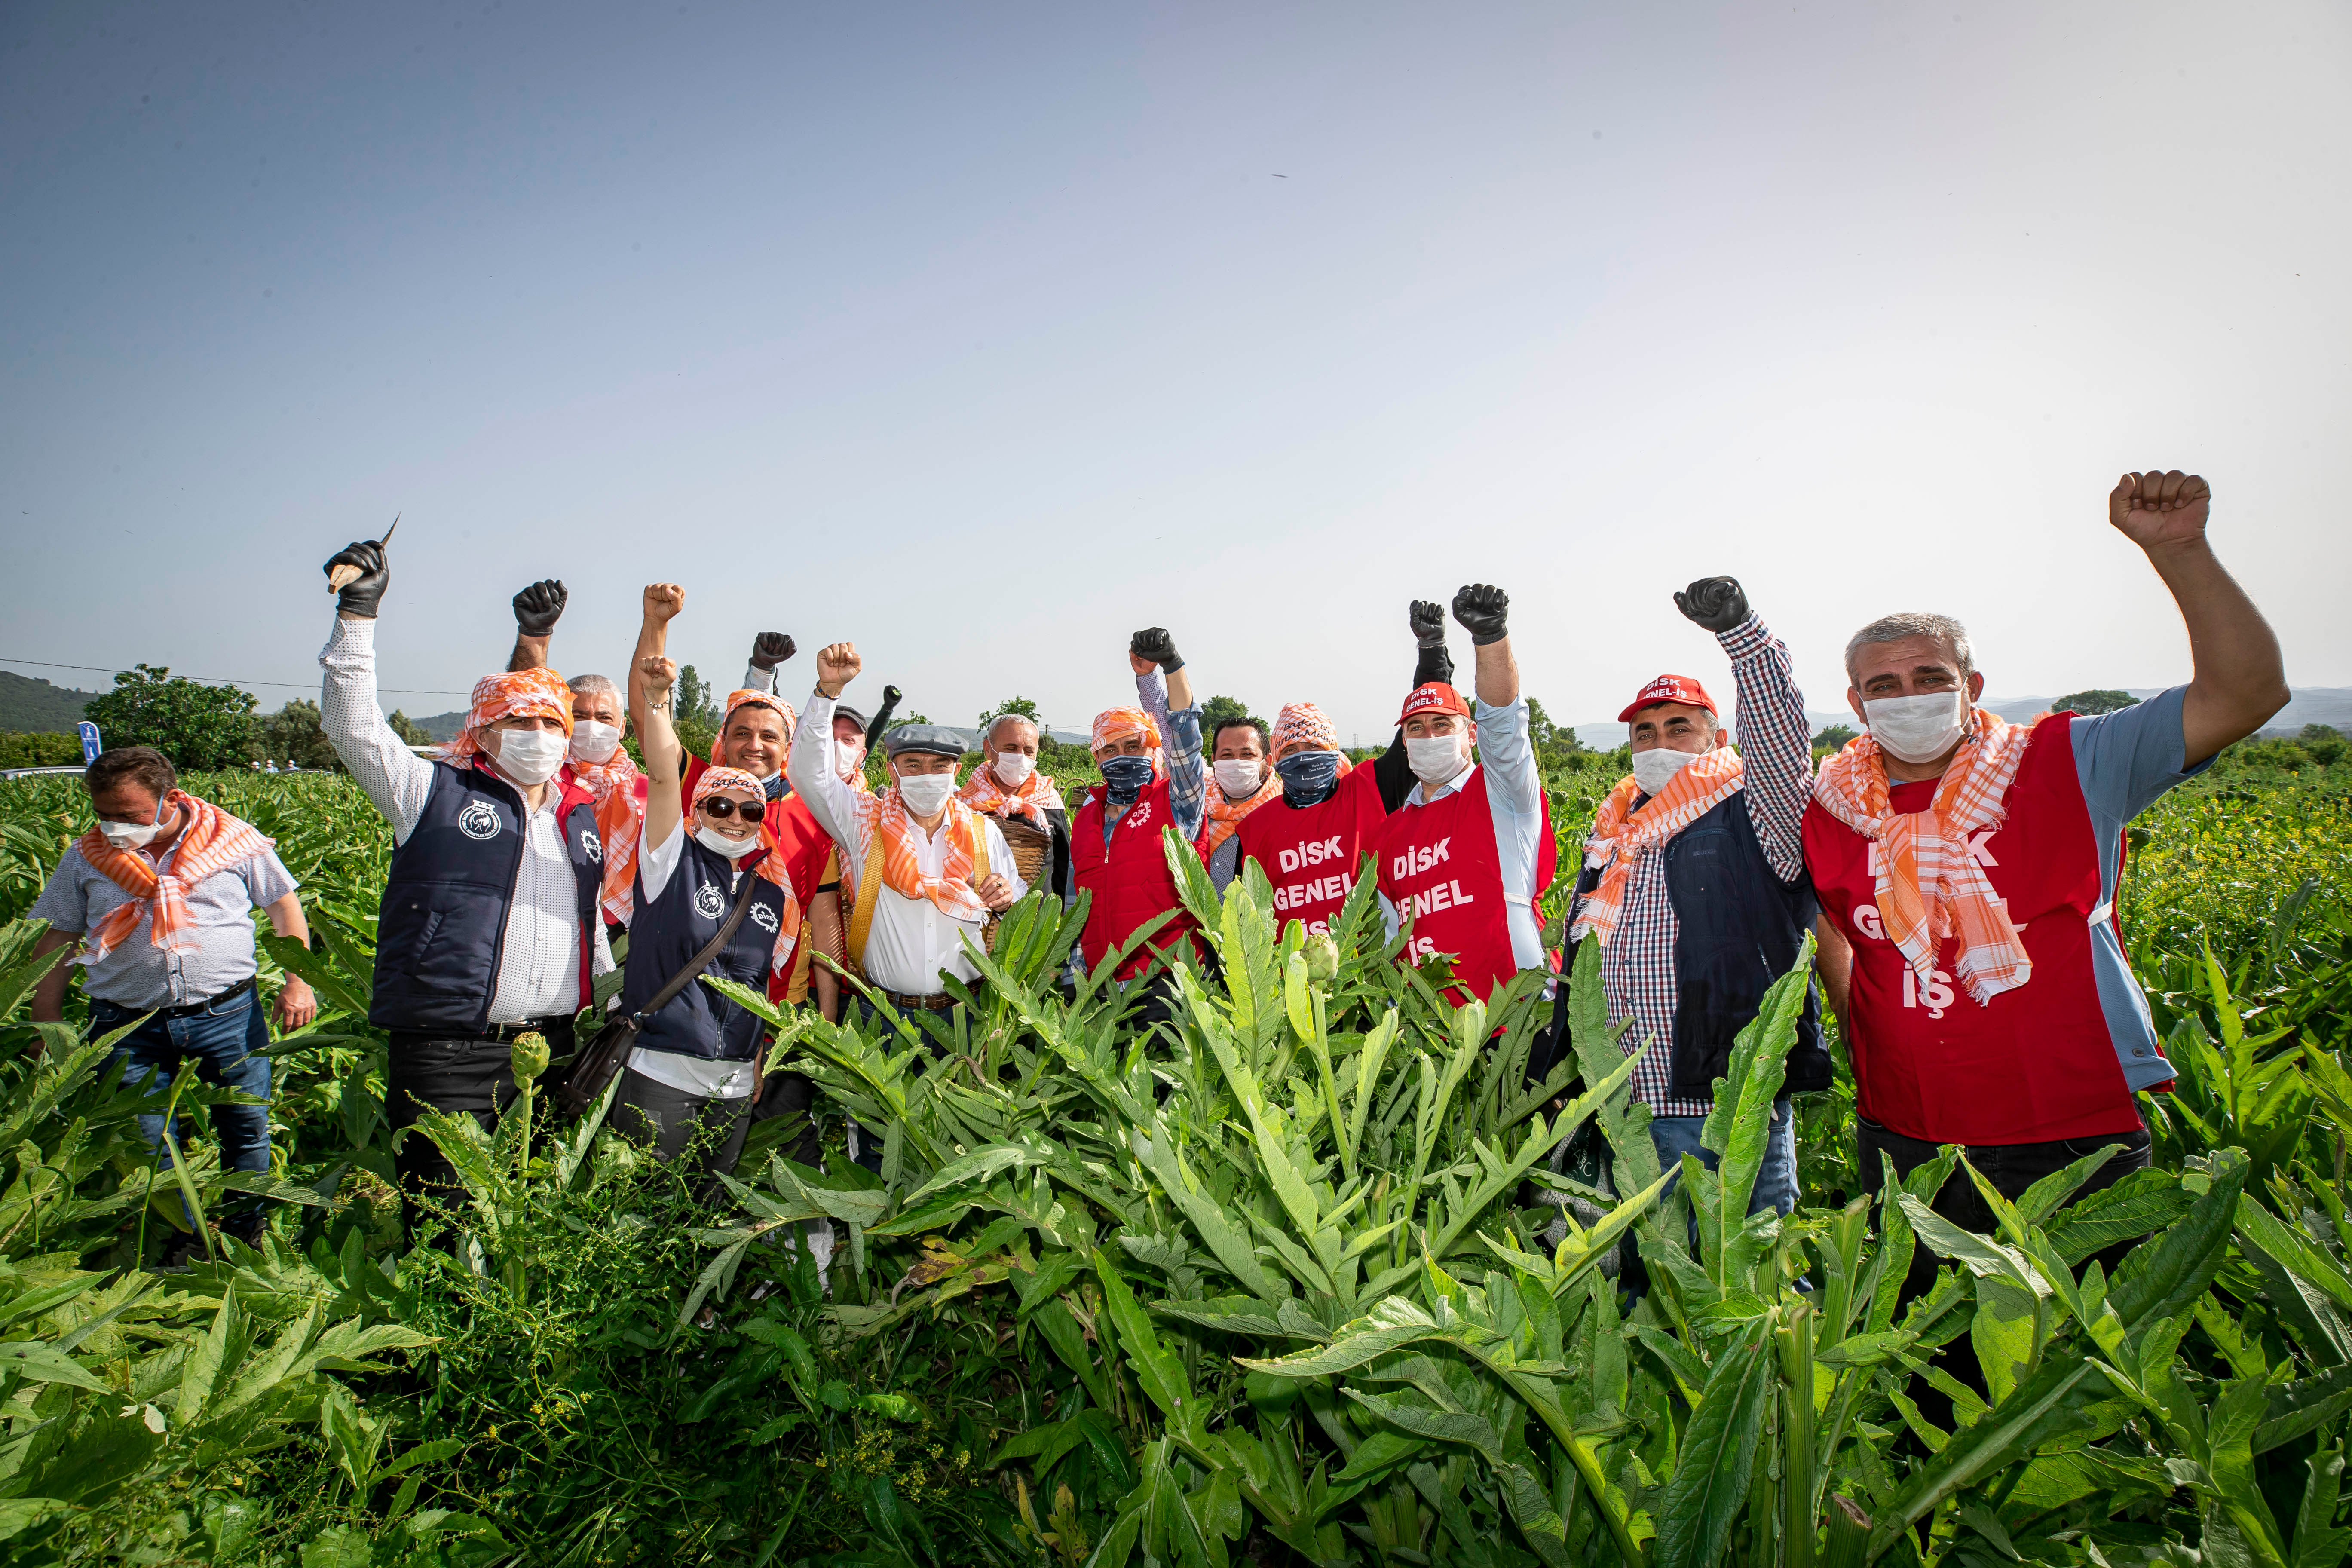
left=845, top=820, right=888, bottom=973
left=633, top=864, right=764, bottom=1021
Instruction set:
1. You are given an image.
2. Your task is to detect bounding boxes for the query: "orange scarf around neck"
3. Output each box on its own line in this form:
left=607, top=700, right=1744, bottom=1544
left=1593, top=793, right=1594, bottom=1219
left=1567, top=748, right=1745, bottom=947
left=959, top=760, right=1066, bottom=831
left=1811, top=708, right=2040, bottom=1005
left=73, top=793, right=272, bottom=962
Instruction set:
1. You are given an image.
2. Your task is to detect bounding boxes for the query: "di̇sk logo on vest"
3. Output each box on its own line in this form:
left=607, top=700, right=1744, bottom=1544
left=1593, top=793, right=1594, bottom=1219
left=1387, top=836, right=1478, bottom=964
left=456, top=801, right=503, bottom=841
left=749, top=902, right=779, bottom=934
left=1271, top=834, right=1355, bottom=930
left=1853, top=830, right=2012, bottom=1021
left=579, top=827, right=603, bottom=863
left=695, top=882, right=726, bottom=920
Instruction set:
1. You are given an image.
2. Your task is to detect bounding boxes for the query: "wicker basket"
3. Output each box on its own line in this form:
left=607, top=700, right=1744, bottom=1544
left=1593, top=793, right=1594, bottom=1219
left=985, top=814, right=1055, bottom=946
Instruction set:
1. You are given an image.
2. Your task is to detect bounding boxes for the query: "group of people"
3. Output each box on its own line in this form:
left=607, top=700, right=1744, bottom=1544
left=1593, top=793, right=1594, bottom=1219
left=25, top=466, right=2288, bottom=1262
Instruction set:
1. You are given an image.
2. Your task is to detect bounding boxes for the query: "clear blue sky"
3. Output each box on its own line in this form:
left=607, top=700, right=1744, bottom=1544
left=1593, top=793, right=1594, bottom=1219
left=4, top=1, right=2347, bottom=739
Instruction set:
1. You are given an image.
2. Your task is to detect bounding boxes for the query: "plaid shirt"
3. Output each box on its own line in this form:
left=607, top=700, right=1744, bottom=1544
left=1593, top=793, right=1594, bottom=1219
left=1130, top=668, right=1207, bottom=843
left=1583, top=615, right=1813, bottom=1118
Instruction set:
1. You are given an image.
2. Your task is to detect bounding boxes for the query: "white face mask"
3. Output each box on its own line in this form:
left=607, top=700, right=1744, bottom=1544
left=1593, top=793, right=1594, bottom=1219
left=495, top=727, right=569, bottom=786
left=1631, top=744, right=1701, bottom=797
left=98, top=811, right=167, bottom=848
left=1213, top=758, right=1266, bottom=798
left=1405, top=733, right=1469, bottom=788
left=994, top=751, right=1035, bottom=787
left=895, top=770, right=956, bottom=818
left=570, top=720, right=622, bottom=765
left=695, top=824, right=760, bottom=859
left=836, top=746, right=867, bottom=781
left=1864, top=691, right=1967, bottom=765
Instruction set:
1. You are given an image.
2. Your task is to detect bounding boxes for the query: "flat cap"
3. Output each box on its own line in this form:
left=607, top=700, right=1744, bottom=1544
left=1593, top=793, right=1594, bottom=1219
left=881, top=723, right=967, bottom=760
left=830, top=702, right=868, bottom=731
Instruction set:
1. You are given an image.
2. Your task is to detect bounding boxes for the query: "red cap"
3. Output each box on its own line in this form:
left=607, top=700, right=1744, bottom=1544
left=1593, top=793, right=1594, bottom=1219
left=1396, top=681, right=1474, bottom=726
left=1617, top=674, right=1718, bottom=723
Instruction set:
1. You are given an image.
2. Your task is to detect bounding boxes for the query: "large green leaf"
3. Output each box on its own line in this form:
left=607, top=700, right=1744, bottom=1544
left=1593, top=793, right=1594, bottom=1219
left=1656, top=1317, right=1776, bottom=1568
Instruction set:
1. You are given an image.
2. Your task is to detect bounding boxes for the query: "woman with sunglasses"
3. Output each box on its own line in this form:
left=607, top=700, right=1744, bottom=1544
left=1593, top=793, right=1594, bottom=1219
left=610, top=652, right=802, bottom=1175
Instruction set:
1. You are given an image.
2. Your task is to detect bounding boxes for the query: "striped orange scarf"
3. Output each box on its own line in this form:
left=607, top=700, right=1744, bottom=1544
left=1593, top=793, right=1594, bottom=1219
left=959, top=760, right=1066, bottom=830
left=1198, top=766, right=1282, bottom=854
left=848, top=788, right=992, bottom=922
left=1812, top=709, right=2039, bottom=1004
left=1567, top=749, right=1746, bottom=947
left=568, top=753, right=646, bottom=923
left=73, top=793, right=273, bottom=962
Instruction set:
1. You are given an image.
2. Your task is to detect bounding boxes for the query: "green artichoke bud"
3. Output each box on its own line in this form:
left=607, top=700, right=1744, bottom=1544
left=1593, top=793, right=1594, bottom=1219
left=509, top=1030, right=551, bottom=1085
left=1303, top=934, right=1339, bottom=983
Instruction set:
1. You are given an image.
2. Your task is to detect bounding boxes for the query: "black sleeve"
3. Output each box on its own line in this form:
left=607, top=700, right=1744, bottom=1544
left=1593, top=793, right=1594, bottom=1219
left=1046, top=808, right=1073, bottom=900
left=1372, top=639, right=1455, bottom=812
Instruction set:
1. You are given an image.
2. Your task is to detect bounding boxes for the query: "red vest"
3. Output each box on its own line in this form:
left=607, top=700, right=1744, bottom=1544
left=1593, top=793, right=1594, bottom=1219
left=1072, top=779, right=1202, bottom=980
left=1235, top=764, right=1390, bottom=937
left=1371, top=768, right=1555, bottom=1004
left=1802, top=712, right=2139, bottom=1146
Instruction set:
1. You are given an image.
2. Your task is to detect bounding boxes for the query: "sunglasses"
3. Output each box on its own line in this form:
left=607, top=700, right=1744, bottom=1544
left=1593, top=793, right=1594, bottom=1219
left=699, top=798, right=767, bottom=823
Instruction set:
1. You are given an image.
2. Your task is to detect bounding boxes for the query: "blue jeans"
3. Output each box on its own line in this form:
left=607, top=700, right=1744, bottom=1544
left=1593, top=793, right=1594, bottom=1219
left=95, top=986, right=273, bottom=1236
left=1649, top=1096, right=1798, bottom=1219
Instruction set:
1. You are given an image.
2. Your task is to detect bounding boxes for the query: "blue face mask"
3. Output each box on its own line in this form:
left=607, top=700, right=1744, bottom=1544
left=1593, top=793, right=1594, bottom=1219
left=1099, top=755, right=1155, bottom=796
left=1274, top=750, right=1343, bottom=804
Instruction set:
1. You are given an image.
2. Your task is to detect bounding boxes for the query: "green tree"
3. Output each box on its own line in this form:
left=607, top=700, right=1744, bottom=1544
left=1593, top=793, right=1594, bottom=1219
left=2053, top=688, right=2139, bottom=715
left=386, top=709, right=432, bottom=747
left=1812, top=722, right=1858, bottom=750
left=2300, top=723, right=2346, bottom=766
left=257, top=700, right=344, bottom=771
left=979, top=695, right=1042, bottom=729
left=1199, top=695, right=1256, bottom=740
left=81, top=665, right=257, bottom=771
left=673, top=665, right=720, bottom=730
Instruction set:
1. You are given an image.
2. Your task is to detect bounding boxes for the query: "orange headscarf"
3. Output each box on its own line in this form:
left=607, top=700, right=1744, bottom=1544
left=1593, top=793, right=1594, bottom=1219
left=72, top=793, right=273, bottom=962
left=1567, top=749, right=1746, bottom=948
left=1270, top=701, right=1343, bottom=761
left=1812, top=710, right=2040, bottom=1005
left=1090, top=705, right=1164, bottom=775
left=712, top=690, right=797, bottom=767
left=442, top=668, right=574, bottom=769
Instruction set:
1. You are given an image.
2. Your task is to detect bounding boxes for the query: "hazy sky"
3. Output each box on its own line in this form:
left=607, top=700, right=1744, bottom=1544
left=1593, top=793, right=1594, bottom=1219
left=5, top=1, right=2347, bottom=740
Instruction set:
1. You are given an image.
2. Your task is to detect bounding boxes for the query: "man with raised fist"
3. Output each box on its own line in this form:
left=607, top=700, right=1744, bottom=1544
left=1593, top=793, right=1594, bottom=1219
left=1805, top=469, right=2288, bottom=1263
left=1371, top=585, right=1557, bottom=1004
left=1558, top=575, right=1819, bottom=1219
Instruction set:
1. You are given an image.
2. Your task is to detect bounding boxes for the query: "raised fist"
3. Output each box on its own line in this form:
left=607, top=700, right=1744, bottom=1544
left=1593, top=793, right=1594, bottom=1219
left=749, top=631, right=797, bottom=672
left=638, top=654, right=678, bottom=700
left=323, top=540, right=389, bottom=618
left=1129, top=627, right=1183, bottom=674
left=513, top=579, right=567, bottom=637
left=643, top=582, right=685, bottom=623
left=1673, top=576, right=1749, bottom=634
left=1451, top=584, right=1509, bottom=646
left=816, top=642, right=862, bottom=698
left=1409, top=600, right=1446, bottom=646
left=2109, top=469, right=2211, bottom=553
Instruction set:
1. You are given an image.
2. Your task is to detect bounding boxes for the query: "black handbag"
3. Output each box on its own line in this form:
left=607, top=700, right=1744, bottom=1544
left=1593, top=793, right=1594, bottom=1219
left=557, top=868, right=763, bottom=1118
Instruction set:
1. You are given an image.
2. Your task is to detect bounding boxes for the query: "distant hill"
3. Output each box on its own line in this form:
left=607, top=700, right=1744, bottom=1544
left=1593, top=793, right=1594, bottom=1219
left=1573, top=686, right=2352, bottom=749
left=411, top=710, right=466, bottom=743
left=0, top=670, right=104, bottom=734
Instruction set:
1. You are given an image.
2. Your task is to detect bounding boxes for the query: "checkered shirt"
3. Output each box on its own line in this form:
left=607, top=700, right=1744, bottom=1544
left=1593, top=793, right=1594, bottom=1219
left=1584, top=615, right=1813, bottom=1117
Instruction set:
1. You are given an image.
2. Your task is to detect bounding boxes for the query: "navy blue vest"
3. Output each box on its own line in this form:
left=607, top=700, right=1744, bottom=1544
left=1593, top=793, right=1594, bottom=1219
left=1572, top=792, right=1830, bottom=1096
left=619, top=835, right=788, bottom=1063
left=370, top=763, right=604, bottom=1035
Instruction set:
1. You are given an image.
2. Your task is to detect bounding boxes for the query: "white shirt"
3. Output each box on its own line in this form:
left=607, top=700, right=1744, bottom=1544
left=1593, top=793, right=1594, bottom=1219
left=1379, top=697, right=1547, bottom=975
left=624, top=819, right=758, bottom=1100
left=319, top=615, right=613, bottom=1024
left=786, top=689, right=1026, bottom=997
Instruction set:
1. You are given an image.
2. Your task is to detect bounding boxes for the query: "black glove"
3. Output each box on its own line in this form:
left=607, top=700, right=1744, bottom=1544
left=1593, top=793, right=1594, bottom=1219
left=323, top=540, right=389, bottom=619
left=1130, top=628, right=1184, bottom=672
left=1674, top=576, right=1750, bottom=634
left=749, top=632, right=797, bottom=672
left=1409, top=600, right=1446, bottom=647
left=512, top=579, right=567, bottom=637
left=1451, top=584, right=1509, bottom=646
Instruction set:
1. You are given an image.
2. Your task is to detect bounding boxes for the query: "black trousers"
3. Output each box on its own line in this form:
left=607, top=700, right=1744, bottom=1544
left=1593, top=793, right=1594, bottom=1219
left=750, top=1069, right=825, bottom=1167
left=609, top=1066, right=752, bottom=1176
left=1857, top=1113, right=2150, bottom=1422
left=386, top=1021, right=573, bottom=1227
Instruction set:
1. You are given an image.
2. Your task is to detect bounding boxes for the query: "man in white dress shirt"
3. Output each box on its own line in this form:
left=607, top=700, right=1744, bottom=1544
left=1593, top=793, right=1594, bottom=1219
left=316, top=537, right=614, bottom=1220
left=785, top=641, right=1024, bottom=1027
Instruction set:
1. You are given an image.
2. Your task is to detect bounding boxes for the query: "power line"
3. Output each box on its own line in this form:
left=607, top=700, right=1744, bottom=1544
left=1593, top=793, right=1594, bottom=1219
left=0, top=655, right=467, bottom=698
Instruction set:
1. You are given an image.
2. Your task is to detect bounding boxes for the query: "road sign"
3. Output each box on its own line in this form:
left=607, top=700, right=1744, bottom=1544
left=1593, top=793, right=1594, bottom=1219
left=76, top=723, right=101, bottom=765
